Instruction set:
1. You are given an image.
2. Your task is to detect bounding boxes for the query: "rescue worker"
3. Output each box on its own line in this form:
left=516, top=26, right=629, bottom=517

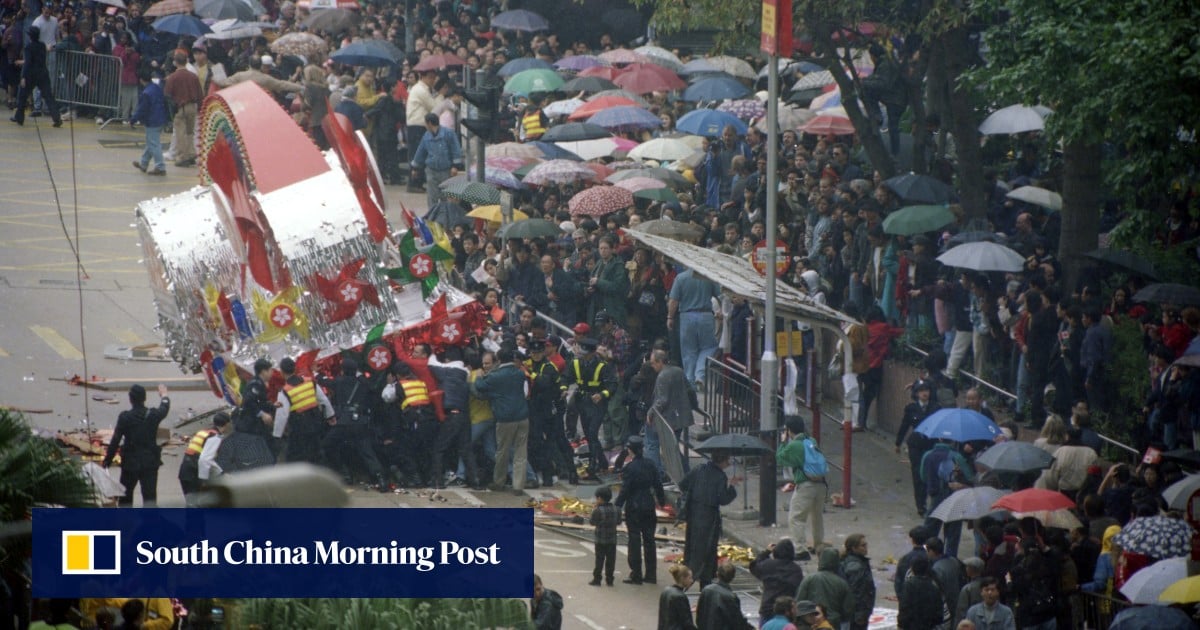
left=274, top=356, right=334, bottom=464
left=520, top=91, right=548, bottom=142
left=384, top=361, right=438, bottom=487
left=321, top=358, right=387, bottom=491
left=237, top=358, right=276, bottom=439
left=561, top=337, right=617, bottom=479
left=177, top=411, right=230, bottom=505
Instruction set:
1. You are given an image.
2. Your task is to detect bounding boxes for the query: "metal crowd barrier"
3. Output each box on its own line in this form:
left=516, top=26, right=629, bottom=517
left=700, top=356, right=762, bottom=435
left=50, top=50, right=123, bottom=128
left=1077, top=590, right=1135, bottom=629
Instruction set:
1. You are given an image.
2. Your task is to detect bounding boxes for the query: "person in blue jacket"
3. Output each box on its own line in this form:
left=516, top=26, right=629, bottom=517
left=130, top=69, right=169, bottom=175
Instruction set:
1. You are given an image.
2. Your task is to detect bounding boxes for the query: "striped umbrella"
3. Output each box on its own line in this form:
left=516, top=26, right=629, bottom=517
left=485, top=142, right=543, bottom=159
left=523, top=160, right=597, bottom=186
left=717, top=99, right=766, bottom=120
left=568, top=186, right=634, bottom=217
left=793, top=70, right=836, bottom=90
left=598, top=48, right=647, bottom=65
left=145, top=0, right=192, bottom=16
left=442, top=180, right=501, bottom=205
left=555, top=55, right=607, bottom=71
left=614, top=176, right=668, bottom=193
left=800, top=114, right=855, bottom=136
left=587, top=105, right=663, bottom=131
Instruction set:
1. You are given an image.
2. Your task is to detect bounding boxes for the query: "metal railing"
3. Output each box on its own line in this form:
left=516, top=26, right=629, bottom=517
left=1077, top=590, right=1135, bottom=629
left=50, top=50, right=123, bottom=127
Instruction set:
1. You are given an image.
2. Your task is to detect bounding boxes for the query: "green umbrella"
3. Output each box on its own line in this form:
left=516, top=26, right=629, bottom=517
left=503, top=69, right=565, bottom=96
left=634, top=187, right=679, bottom=203
left=513, top=163, right=538, bottom=178
left=497, top=219, right=563, bottom=240
left=442, top=180, right=501, bottom=206
left=882, top=204, right=956, bottom=236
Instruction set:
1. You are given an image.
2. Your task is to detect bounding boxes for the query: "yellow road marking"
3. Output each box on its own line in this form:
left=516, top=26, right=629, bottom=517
left=0, top=346, right=9, bottom=357
left=30, top=325, right=84, bottom=360
left=111, top=328, right=142, bottom=344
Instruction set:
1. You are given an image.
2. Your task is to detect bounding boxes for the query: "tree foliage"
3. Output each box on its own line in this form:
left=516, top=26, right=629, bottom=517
left=240, top=598, right=533, bottom=629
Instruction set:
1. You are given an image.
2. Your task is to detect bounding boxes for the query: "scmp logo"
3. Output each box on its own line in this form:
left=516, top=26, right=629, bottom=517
left=62, top=531, right=121, bottom=575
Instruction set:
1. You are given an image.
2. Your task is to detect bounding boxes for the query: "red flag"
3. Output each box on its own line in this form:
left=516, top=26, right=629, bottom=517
left=430, top=293, right=448, bottom=321
left=323, top=112, right=389, bottom=243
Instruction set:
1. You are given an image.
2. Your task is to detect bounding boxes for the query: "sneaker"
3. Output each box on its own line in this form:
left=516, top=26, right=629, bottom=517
left=52, top=120, right=62, bottom=128
left=176, top=158, right=196, bottom=167
left=9, top=116, right=22, bottom=126
left=163, top=152, right=175, bottom=161
left=448, top=477, right=467, bottom=488
left=95, top=116, right=104, bottom=124
left=643, top=578, right=657, bottom=585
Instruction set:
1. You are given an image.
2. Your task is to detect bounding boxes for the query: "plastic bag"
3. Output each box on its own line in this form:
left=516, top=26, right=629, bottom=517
left=81, top=462, right=125, bottom=500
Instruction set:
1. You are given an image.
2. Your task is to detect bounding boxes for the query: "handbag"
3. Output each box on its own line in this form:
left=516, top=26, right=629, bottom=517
left=637, top=289, right=656, bottom=307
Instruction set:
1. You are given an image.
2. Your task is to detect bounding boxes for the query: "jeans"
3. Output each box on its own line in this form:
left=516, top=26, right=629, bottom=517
left=140, top=126, right=165, bottom=171
left=643, top=419, right=662, bottom=476
left=679, top=311, right=718, bottom=384
left=458, top=419, right=497, bottom=478
left=925, top=516, right=963, bottom=558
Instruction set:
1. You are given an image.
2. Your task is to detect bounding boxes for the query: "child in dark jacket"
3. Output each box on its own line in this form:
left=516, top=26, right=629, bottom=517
left=589, top=485, right=620, bottom=586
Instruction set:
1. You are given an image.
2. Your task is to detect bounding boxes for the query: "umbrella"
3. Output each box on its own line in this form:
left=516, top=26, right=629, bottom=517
left=694, top=433, right=771, bottom=455
left=497, top=219, right=562, bottom=240
left=544, top=98, right=585, bottom=118
left=301, top=8, right=358, bottom=34
left=1085, top=248, right=1158, bottom=280
left=523, top=160, right=596, bottom=186
left=589, top=89, right=651, bottom=107
left=94, top=0, right=127, bottom=7
left=490, top=9, right=549, bottom=33
left=466, top=205, right=529, bottom=223
left=946, top=231, right=1002, bottom=247
left=1160, top=574, right=1200, bottom=604
left=929, top=487, right=1011, bottom=522
left=799, top=114, right=855, bottom=136
left=562, top=76, right=618, bottom=93
left=992, top=488, right=1075, bottom=513
left=587, top=106, right=662, bottom=131
left=937, top=242, right=1026, bottom=272
left=615, top=64, right=686, bottom=93
left=882, top=205, right=956, bottom=236
left=1011, top=508, right=1083, bottom=530
left=498, top=57, right=555, bottom=78
left=1161, top=474, right=1200, bottom=511
left=634, top=45, right=684, bottom=72
left=465, top=166, right=522, bottom=190
left=793, top=70, right=837, bottom=90
left=485, top=142, right=542, bottom=159
left=194, top=0, right=256, bottom=20
left=680, top=58, right=721, bottom=76
left=915, top=408, right=1002, bottom=442
left=1110, top=605, right=1194, bottom=630
left=630, top=219, right=705, bottom=242
left=503, top=69, right=564, bottom=96
left=704, top=55, right=756, bottom=80
left=787, top=87, right=826, bottom=108
left=152, top=14, right=212, bottom=36
left=569, top=95, right=640, bottom=121
left=552, top=138, right=630, bottom=162
left=608, top=167, right=689, bottom=189
left=1113, top=515, right=1194, bottom=558
left=413, top=53, right=465, bottom=72
left=555, top=55, right=607, bottom=72
left=628, top=137, right=696, bottom=162
left=614, top=177, right=668, bottom=193
left=683, top=76, right=751, bottom=102
left=442, top=180, right=501, bottom=206
left=1133, top=283, right=1200, bottom=306
left=677, top=109, right=747, bottom=137
left=270, top=32, right=328, bottom=58
left=485, top=156, right=534, bottom=172
left=424, top=200, right=469, bottom=229
left=598, top=48, right=647, bottom=65
left=578, top=66, right=621, bottom=81
left=568, top=186, right=634, bottom=217
left=584, top=162, right=616, bottom=181
left=756, top=105, right=816, bottom=132
left=979, top=104, right=1046, bottom=135
left=1006, top=185, right=1062, bottom=211
left=634, top=187, right=679, bottom=203
left=540, top=123, right=612, bottom=143
left=145, top=0, right=193, bottom=17
left=529, top=141, right=583, bottom=161
left=884, top=173, right=953, bottom=204
left=1120, top=557, right=1189, bottom=604
left=974, top=441, right=1054, bottom=474
left=205, top=18, right=262, bottom=40
left=330, top=41, right=400, bottom=67
left=717, top=99, right=766, bottom=121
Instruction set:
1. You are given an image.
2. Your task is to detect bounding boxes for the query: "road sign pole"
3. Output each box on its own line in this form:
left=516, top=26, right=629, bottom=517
left=758, top=23, right=782, bottom=529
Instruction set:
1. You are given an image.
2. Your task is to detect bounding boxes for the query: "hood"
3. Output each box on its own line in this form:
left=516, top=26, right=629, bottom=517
left=818, top=547, right=840, bottom=571
left=773, top=538, right=796, bottom=562
left=542, top=589, right=563, bottom=610
left=1101, top=525, right=1121, bottom=553
left=800, top=269, right=821, bottom=294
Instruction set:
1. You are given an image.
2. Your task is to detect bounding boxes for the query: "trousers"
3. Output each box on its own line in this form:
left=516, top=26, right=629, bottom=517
left=626, top=512, right=658, bottom=581
left=433, top=411, right=475, bottom=487
left=118, top=467, right=159, bottom=507
left=494, top=419, right=529, bottom=490
left=172, top=102, right=197, bottom=163
left=788, top=480, right=827, bottom=548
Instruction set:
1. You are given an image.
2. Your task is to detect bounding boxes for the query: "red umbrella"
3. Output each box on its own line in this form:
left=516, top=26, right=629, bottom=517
left=577, top=66, right=620, bottom=81
left=568, top=95, right=639, bottom=121
left=800, top=114, right=856, bottom=136
left=584, top=163, right=615, bottom=180
left=991, top=488, right=1075, bottom=513
left=413, top=53, right=465, bottom=72
left=614, top=65, right=686, bottom=94
left=568, top=186, right=634, bottom=217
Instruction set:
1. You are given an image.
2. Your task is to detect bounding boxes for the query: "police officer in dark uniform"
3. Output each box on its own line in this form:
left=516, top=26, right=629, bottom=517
left=275, top=357, right=334, bottom=464
left=237, top=358, right=277, bottom=440
left=615, top=435, right=665, bottom=584
left=103, top=383, right=171, bottom=506
left=321, top=358, right=387, bottom=491
left=386, top=361, right=438, bottom=487
left=561, top=337, right=617, bottom=478
left=527, top=337, right=566, bottom=487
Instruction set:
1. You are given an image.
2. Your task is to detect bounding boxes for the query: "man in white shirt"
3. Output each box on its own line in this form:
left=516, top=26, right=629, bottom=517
left=197, top=412, right=233, bottom=482
left=32, top=3, right=58, bottom=50
left=404, top=70, right=441, bottom=192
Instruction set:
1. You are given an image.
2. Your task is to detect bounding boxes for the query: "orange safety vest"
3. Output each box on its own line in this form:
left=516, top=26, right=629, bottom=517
left=522, top=110, right=546, bottom=140
left=283, top=379, right=319, bottom=414
left=399, top=378, right=431, bottom=410
left=184, top=428, right=220, bottom=457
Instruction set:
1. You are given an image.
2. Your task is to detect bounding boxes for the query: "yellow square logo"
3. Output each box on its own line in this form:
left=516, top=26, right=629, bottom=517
left=61, top=531, right=121, bottom=575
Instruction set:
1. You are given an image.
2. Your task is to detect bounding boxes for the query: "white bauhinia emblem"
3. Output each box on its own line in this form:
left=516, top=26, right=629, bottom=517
left=339, top=282, right=360, bottom=304
left=368, top=346, right=391, bottom=370
left=270, top=305, right=294, bottom=328
left=409, top=253, right=433, bottom=278
left=440, top=322, right=461, bottom=342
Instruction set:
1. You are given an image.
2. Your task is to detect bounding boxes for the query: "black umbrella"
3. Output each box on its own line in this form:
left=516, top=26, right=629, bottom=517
left=1085, top=248, right=1159, bottom=280
left=540, top=122, right=612, bottom=142
left=1133, top=283, right=1200, bottom=306
left=301, top=8, right=359, bottom=34
left=425, top=200, right=470, bottom=229
left=974, top=441, right=1054, bottom=474
left=498, top=219, right=563, bottom=240
left=694, top=433, right=771, bottom=455
left=562, top=76, right=619, bottom=93
left=786, top=87, right=825, bottom=107
left=883, top=173, right=953, bottom=204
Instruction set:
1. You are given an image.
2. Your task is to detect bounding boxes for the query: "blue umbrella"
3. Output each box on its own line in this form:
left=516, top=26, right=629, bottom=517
left=1113, top=515, right=1194, bottom=559
left=676, top=109, right=748, bottom=137
left=330, top=40, right=400, bottom=67
left=683, top=76, right=752, bottom=102
left=680, top=58, right=721, bottom=76
left=1109, top=605, right=1194, bottom=630
left=587, top=105, right=662, bottom=131
left=915, top=408, right=1001, bottom=442
left=498, top=57, right=555, bottom=78
left=530, top=141, right=582, bottom=161
left=152, top=14, right=212, bottom=36
left=491, top=9, right=549, bottom=32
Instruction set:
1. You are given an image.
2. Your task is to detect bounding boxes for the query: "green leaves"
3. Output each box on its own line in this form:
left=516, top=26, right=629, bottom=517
left=240, top=598, right=533, bottom=629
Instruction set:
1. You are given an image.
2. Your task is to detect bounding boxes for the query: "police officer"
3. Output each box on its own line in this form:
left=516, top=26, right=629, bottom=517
left=527, top=337, right=566, bottom=487
left=614, top=435, right=665, bottom=584
left=384, top=361, right=438, bottom=487
left=103, top=383, right=171, bottom=506
left=237, top=358, right=276, bottom=439
left=561, top=337, right=617, bottom=478
left=520, top=91, right=548, bottom=142
left=322, top=358, right=387, bottom=491
left=275, top=357, right=334, bottom=464
left=177, top=411, right=230, bottom=505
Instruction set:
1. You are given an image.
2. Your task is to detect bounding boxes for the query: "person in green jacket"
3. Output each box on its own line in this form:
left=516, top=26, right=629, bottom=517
left=777, top=417, right=827, bottom=558
left=587, top=236, right=629, bottom=326
left=795, top=548, right=855, bottom=629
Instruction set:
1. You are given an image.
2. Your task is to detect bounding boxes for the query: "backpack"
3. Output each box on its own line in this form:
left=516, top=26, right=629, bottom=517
left=802, top=437, right=828, bottom=479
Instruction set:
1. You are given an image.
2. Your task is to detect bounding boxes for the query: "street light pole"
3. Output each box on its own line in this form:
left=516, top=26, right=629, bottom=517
left=758, top=53, right=780, bottom=527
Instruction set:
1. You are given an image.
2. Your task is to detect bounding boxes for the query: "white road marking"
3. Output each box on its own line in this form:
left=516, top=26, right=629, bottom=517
left=444, top=488, right=485, bottom=506
left=574, top=614, right=606, bottom=630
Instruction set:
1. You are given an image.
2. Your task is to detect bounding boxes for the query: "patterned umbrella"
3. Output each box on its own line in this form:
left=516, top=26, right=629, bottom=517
left=145, top=0, right=193, bottom=16
left=929, top=486, right=1011, bottom=522
left=634, top=45, right=684, bottom=72
left=466, top=165, right=522, bottom=189
left=568, top=95, right=639, bottom=121
left=555, top=55, right=607, bottom=72
left=717, top=99, right=766, bottom=120
left=588, top=89, right=651, bottom=107
left=614, top=176, right=667, bottom=193
left=598, top=48, right=647, bottom=65
left=614, top=66, right=686, bottom=94
left=682, top=76, right=751, bottom=102
left=677, top=108, right=747, bottom=137
left=544, top=98, right=585, bottom=118
left=540, top=123, right=611, bottom=143
left=504, top=69, right=564, bottom=96
left=498, top=57, right=555, bottom=78
left=486, top=156, right=535, bottom=172
left=627, top=137, right=696, bottom=162
left=704, top=55, right=756, bottom=79
left=442, top=180, right=501, bottom=205
left=562, top=76, right=618, bottom=93
left=270, top=32, right=328, bottom=57
left=485, top=142, right=543, bottom=159
left=793, top=70, right=836, bottom=90
left=491, top=9, right=549, bottom=32
left=577, top=66, right=621, bottom=81
left=587, top=105, right=663, bottom=131
left=414, top=53, right=465, bottom=72
left=568, top=186, right=634, bottom=217
left=800, top=114, right=855, bottom=136
left=523, top=160, right=596, bottom=186
left=1113, top=515, right=1194, bottom=558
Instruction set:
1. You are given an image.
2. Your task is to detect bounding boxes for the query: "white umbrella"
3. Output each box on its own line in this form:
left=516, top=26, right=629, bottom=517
left=552, top=138, right=624, bottom=161
left=1162, top=474, right=1200, bottom=511
left=929, top=487, right=1011, bottom=522
left=755, top=105, right=816, bottom=132
left=205, top=18, right=262, bottom=39
left=634, top=45, right=684, bottom=72
left=1120, top=557, right=1189, bottom=604
left=937, top=241, right=1026, bottom=272
left=703, top=55, right=756, bottom=80
left=94, top=0, right=127, bottom=8
left=628, top=137, right=696, bottom=162
left=979, top=104, right=1045, bottom=135
left=1006, top=186, right=1062, bottom=211
left=544, top=98, right=585, bottom=117
left=793, top=70, right=836, bottom=91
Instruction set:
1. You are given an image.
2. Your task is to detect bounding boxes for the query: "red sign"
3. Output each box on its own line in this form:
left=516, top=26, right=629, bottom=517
left=752, top=239, right=790, bottom=277
left=760, top=0, right=793, bottom=57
